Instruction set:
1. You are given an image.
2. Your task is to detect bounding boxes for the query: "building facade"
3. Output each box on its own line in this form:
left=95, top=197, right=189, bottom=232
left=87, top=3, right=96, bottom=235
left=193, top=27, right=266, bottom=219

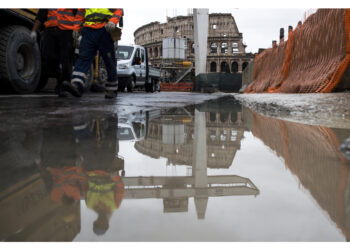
left=134, top=13, right=254, bottom=73
left=134, top=106, right=245, bottom=169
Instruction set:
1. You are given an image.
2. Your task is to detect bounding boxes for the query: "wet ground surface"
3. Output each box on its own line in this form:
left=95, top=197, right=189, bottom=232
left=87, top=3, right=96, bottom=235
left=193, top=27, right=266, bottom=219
left=234, top=93, right=350, bottom=129
left=0, top=92, right=350, bottom=241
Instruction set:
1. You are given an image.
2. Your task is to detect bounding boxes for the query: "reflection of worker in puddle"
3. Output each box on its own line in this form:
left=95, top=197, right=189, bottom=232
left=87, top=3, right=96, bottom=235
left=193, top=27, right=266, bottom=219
left=39, top=122, right=86, bottom=230
left=48, top=166, right=86, bottom=204
left=74, top=115, right=125, bottom=235
left=85, top=170, right=124, bottom=235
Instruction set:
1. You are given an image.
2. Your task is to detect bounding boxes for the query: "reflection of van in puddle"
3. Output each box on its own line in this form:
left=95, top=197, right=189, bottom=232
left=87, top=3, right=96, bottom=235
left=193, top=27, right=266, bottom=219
left=117, top=111, right=146, bottom=141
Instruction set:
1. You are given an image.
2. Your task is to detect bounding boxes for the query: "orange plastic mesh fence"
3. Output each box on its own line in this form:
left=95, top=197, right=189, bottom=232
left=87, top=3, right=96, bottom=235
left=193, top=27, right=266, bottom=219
left=245, top=41, right=288, bottom=93
left=251, top=110, right=349, bottom=237
left=245, top=9, right=350, bottom=93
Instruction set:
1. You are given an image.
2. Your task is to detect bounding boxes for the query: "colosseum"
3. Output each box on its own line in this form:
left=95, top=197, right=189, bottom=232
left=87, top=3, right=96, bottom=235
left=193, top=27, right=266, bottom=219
left=134, top=13, right=254, bottom=73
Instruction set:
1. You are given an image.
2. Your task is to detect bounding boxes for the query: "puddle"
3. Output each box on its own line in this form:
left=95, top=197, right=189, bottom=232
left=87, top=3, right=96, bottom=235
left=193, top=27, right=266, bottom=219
left=0, top=96, right=349, bottom=241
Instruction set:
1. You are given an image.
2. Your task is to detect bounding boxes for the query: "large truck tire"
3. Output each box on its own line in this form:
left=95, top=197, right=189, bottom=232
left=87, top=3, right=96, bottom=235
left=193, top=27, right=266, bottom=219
left=35, top=72, right=49, bottom=91
left=0, top=25, right=41, bottom=94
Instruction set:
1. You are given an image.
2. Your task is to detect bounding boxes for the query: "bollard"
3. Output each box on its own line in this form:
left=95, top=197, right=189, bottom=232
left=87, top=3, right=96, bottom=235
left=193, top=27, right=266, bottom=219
left=272, top=40, right=277, bottom=49
left=280, top=28, right=284, bottom=43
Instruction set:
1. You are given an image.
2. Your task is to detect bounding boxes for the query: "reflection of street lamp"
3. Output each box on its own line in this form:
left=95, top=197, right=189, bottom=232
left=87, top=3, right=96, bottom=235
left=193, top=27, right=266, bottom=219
left=192, top=109, right=208, bottom=219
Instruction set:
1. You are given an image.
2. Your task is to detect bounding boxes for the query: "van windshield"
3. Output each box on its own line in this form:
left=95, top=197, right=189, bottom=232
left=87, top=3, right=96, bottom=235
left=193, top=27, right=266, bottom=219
left=116, top=46, right=134, bottom=60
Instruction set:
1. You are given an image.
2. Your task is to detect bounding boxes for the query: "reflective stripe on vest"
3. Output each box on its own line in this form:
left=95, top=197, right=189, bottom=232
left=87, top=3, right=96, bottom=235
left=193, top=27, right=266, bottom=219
left=47, top=16, right=57, bottom=21
left=85, top=12, right=112, bottom=23
left=57, top=10, right=74, bottom=17
left=58, top=20, right=74, bottom=26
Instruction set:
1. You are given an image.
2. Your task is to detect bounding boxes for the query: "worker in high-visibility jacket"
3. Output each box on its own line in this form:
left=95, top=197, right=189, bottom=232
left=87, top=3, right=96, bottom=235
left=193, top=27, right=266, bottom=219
left=31, top=9, right=84, bottom=97
left=64, top=8, right=123, bottom=99
left=49, top=166, right=87, bottom=204
left=84, top=170, right=124, bottom=235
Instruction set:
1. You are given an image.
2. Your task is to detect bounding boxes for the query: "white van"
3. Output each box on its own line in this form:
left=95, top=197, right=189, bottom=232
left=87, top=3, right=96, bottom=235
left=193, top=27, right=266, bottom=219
left=116, top=44, right=160, bottom=92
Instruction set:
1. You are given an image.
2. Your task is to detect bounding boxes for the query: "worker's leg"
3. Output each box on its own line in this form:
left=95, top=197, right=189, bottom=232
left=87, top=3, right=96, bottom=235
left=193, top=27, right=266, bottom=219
left=98, top=30, right=118, bottom=98
left=65, top=27, right=98, bottom=97
left=55, top=30, right=74, bottom=97
left=41, top=28, right=60, bottom=87
left=58, top=30, right=74, bottom=83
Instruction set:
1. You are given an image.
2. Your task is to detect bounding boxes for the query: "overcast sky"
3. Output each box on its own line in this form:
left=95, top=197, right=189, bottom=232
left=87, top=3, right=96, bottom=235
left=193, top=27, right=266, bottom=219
left=7, top=1, right=345, bottom=54
left=120, top=8, right=310, bottom=54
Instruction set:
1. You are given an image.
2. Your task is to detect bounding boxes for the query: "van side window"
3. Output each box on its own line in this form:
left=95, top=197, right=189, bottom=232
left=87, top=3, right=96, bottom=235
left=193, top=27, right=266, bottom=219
left=141, top=49, right=145, bottom=62
left=135, top=48, right=140, bottom=58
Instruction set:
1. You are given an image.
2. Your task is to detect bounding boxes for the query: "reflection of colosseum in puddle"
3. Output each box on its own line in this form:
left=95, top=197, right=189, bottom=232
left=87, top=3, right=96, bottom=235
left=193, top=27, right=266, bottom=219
left=251, top=110, right=350, bottom=240
left=135, top=107, right=245, bottom=169
left=131, top=101, right=258, bottom=219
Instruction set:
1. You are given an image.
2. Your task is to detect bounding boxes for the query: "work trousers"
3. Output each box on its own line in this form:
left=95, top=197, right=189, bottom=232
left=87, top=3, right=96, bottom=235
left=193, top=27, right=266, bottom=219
left=72, top=27, right=117, bottom=89
left=41, top=28, right=74, bottom=84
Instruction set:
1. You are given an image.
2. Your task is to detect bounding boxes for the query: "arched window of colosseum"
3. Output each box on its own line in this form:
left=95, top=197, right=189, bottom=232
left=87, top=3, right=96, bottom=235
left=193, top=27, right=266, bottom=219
left=191, top=43, right=195, bottom=54
left=160, top=46, right=162, bottom=56
left=150, top=32, right=152, bottom=38
left=161, top=29, right=163, bottom=35
left=210, top=112, right=216, bottom=122
left=220, top=61, right=228, bottom=72
left=230, top=112, right=237, bottom=123
left=212, top=24, right=217, bottom=30
left=220, top=113, right=229, bottom=123
left=154, top=47, right=158, bottom=58
left=210, top=43, right=217, bottom=54
left=231, top=62, right=238, bottom=73
left=210, top=62, right=217, bottom=72
left=221, top=43, right=228, bottom=54
left=242, top=62, right=249, bottom=71
left=149, top=48, right=153, bottom=57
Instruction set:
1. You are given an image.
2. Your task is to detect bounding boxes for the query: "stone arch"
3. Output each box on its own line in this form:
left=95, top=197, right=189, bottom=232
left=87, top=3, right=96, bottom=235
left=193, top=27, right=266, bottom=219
left=242, top=62, right=249, bottom=71
left=220, top=61, right=229, bottom=72
left=210, top=112, right=216, bottom=122
left=149, top=48, right=153, bottom=58
left=220, top=113, right=229, bottom=123
left=230, top=112, right=238, bottom=123
left=231, top=62, right=238, bottom=73
left=154, top=47, right=158, bottom=58
left=210, top=62, right=217, bottom=72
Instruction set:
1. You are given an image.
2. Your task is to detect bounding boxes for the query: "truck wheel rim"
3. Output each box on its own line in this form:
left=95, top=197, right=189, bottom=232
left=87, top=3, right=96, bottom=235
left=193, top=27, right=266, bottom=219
left=16, top=44, right=35, bottom=80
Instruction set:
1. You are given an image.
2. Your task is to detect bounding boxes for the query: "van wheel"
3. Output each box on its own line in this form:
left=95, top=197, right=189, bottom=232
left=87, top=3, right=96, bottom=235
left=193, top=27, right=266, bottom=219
left=150, top=79, right=156, bottom=93
left=0, top=25, right=41, bottom=94
left=127, top=76, right=134, bottom=92
left=118, top=78, right=126, bottom=92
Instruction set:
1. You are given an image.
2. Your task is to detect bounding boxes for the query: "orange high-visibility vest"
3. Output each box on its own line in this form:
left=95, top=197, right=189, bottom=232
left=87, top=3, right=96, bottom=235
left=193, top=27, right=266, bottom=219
left=45, top=9, right=85, bottom=31
left=49, top=166, right=86, bottom=203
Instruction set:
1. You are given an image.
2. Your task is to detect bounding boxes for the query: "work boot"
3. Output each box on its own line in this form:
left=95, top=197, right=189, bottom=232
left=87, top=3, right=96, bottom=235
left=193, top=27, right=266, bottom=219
left=105, top=81, right=118, bottom=99
left=63, top=80, right=84, bottom=98
left=105, top=90, right=118, bottom=99
left=55, top=82, right=68, bottom=97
